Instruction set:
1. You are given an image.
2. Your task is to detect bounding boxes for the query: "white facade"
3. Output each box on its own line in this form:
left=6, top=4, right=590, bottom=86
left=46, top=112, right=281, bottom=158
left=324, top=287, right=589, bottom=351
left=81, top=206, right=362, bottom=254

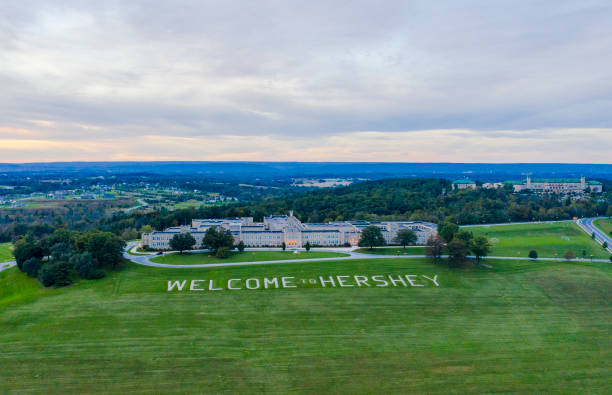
left=142, top=212, right=437, bottom=250
left=513, top=176, right=603, bottom=194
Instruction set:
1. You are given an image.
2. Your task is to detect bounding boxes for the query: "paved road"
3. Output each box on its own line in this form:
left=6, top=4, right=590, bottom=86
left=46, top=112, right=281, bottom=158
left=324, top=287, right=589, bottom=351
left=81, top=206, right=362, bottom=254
left=124, top=198, right=148, bottom=213
left=461, top=220, right=573, bottom=228
left=123, top=242, right=611, bottom=269
left=576, top=217, right=612, bottom=254
left=0, top=260, right=16, bottom=273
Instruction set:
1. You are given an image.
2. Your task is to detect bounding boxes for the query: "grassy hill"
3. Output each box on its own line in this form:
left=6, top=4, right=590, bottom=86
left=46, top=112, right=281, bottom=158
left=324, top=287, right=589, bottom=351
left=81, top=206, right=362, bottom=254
left=0, top=242, right=13, bottom=262
left=150, top=250, right=349, bottom=265
left=595, top=218, right=612, bottom=235
left=1, top=257, right=611, bottom=393
left=469, top=222, right=610, bottom=259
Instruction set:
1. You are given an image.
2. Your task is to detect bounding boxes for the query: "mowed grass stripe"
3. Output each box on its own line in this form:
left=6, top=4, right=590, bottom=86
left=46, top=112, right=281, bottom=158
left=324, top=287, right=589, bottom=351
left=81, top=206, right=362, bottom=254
left=469, top=222, right=610, bottom=259
left=150, top=250, right=349, bottom=265
left=594, top=218, right=612, bottom=235
left=0, top=242, right=13, bottom=262
left=0, top=257, right=610, bottom=393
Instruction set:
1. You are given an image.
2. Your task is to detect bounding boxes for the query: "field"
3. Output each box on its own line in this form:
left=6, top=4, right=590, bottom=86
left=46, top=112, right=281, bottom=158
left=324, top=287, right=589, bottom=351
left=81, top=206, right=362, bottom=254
left=1, top=257, right=610, bottom=393
left=0, top=243, right=13, bottom=262
left=150, top=250, right=349, bottom=265
left=355, top=246, right=426, bottom=255
left=469, top=222, right=610, bottom=259
left=595, top=218, right=612, bottom=235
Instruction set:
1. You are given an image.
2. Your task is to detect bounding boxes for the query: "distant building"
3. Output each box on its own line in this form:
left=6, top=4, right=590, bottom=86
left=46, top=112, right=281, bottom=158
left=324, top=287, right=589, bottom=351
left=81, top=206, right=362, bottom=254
left=452, top=178, right=477, bottom=190
left=513, top=176, right=602, bottom=194
left=142, top=212, right=437, bottom=250
left=482, top=182, right=504, bottom=189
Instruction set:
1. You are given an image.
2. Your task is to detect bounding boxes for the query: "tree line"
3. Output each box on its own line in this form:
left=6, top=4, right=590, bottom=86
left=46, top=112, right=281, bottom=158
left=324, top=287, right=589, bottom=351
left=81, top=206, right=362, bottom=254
left=13, top=228, right=125, bottom=287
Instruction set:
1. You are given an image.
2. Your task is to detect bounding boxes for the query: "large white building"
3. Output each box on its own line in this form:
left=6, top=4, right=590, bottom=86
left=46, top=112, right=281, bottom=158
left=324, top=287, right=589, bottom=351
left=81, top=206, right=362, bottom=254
left=142, top=212, right=437, bottom=249
left=512, top=176, right=603, bottom=194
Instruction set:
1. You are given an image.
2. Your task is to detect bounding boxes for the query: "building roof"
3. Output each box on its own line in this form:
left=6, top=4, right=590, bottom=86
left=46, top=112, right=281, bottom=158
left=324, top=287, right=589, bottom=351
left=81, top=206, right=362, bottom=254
left=529, top=178, right=583, bottom=183
left=452, top=178, right=475, bottom=184
left=587, top=180, right=602, bottom=185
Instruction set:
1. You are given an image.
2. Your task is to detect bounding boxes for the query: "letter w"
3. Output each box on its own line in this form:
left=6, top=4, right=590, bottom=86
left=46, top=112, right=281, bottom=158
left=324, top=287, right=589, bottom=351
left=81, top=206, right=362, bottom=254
left=168, top=280, right=187, bottom=291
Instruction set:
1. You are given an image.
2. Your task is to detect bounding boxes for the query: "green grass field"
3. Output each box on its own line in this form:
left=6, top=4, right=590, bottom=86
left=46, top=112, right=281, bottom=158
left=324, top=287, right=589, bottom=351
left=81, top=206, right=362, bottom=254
left=0, top=257, right=610, bottom=393
left=595, top=218, right=612, bottom=236
left=0, top=242, right=13, bottom=262
left=469, top=222, right=610, bottom=259
left=355, top=246, right=426, bottom=255
left=151, top=250, right=349, bottom=264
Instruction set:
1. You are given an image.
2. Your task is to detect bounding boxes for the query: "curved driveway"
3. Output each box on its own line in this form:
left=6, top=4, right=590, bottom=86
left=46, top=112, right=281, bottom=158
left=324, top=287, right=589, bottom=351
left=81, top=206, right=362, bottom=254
left=576, top=217, right=612, bottom=254
left=124, top=242, right=611, bottom=269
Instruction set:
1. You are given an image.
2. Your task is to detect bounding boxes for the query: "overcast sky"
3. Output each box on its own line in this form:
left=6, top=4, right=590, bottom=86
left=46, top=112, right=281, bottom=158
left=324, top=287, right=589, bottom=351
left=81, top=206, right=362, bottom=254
left=1, top=0, right=611, bottom=163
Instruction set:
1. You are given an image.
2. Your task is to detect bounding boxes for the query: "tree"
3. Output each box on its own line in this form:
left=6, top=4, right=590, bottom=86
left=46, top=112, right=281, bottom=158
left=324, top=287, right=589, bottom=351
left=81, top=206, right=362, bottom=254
left=237, top=240, right=245, bottom=252
left=358, top=226, right=386, bottom=249
left=564, top=250, right=575, bottom=260
left=281, top=242, right=286, bottom=251
left=592, top=232, right=596, bottom=239
left=76, top=230, right=126, bottom=269
left=425, top=235, right=444, bottom=263
left=53, top=261, right=73, bottom=287
left=603, top=241, right=608, bottom=249
left=13, top=237, right=44, bottom=271
left=169, top=233, right=196, bottom=254
left=139, top=225, right=153, bottom=234
left=438, top=221, right=459, bottom=243
left=23, top=257, right=42, bottom=278
left=471, top=236, right=491, bottom=264
left=120, top=228, right=139, bottom=241
left=39, top=262, right=57, bottom=287
left=454, top=230, right=474, bottom=243
left=215, top=246, right=230, bottom=259
left=304, top=241, right=311, bottom=252
left=446, top=238, right=470, bottom=267
left=70, top=252, right=105, bottom=280
left=201, top=227, right=234, bottom=253
left=50, top=242, right=71, bottom=262
left=395, top=229, right=417, bottom=248
left=529, top=250, right=538, bottom=259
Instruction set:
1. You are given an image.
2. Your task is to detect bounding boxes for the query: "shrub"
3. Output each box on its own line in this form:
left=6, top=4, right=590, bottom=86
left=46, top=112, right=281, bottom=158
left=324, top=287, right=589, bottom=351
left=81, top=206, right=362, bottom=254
left=528, top=250, right=538, bottom=259
left=237, top=241, right=245, bottom=252
left=39, top=261, right=73, bottom=287
left=216, top=246, right=230, bottom=259
left=564, top=250, right=575, bottom=260
left=71, top=252, right=105, bottom=280
left=39, top=262, right=57, bottom=287
left=22, top=257, right=42, bottom=278
left=13, top=238, right=44, bottom=271
left=53, top=261, right=73, bottom=287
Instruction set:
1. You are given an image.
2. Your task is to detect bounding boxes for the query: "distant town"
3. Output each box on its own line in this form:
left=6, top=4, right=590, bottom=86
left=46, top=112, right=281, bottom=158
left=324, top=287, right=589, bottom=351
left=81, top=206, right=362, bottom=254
left=452, top=176, right=603, bottom=194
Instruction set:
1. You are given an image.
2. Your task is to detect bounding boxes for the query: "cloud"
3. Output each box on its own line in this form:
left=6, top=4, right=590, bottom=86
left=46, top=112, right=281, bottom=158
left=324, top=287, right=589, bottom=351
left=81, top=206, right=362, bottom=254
left=1, top=128, right=610, bottom=163
left=0, top=1, right=611, bottom=162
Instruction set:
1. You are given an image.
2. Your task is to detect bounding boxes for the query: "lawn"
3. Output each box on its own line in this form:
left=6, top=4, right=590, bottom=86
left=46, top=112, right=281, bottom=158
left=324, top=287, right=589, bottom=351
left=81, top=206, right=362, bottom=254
left=469, top=222, right=610, bottom=259
left=355, top=246, right=426, bottom=255
left=151, top=250, right=349, bottom=264
left=0, top=258, right=610, bottom=393
left=595, top=218, right=612, bottom=236
left=172, top=200, right=210, bottom=209
left=0, top=242, right=13, bottom=262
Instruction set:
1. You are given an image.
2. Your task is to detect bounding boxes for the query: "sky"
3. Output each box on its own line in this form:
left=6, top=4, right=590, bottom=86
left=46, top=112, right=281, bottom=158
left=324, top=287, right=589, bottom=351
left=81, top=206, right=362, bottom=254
left=1, top=0, right=611, bottom=163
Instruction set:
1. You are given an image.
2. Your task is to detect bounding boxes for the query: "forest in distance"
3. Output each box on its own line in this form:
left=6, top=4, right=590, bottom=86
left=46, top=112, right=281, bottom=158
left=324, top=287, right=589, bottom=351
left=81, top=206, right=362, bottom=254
left=1, top=177, right=610, bottom=242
